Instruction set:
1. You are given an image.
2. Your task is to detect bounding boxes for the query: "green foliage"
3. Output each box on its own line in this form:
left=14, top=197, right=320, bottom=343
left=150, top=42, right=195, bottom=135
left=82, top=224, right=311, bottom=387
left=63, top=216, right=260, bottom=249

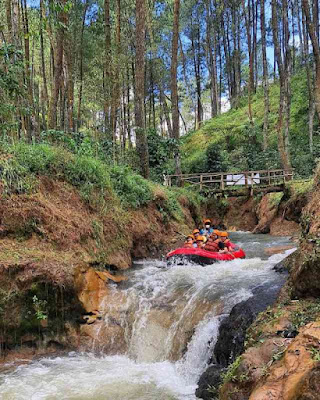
left=270, top=347, right=286, bottom=365
left=0, top=44, right=25, bottom=137
left=221, top=356, right=243, bottom=384
left=0, top=155, right=35, bottom=195
left=286, top=179, right=314, bottom=197
left=32, top=295, right=48, bottom=321
left=110, top=165, right=153, bottom=208
left=0, top=288, right=21, bottom=317
left=205, top=143, right=228, bottom=172
left=147, top=130, right=177, bottom=181
left=309, top=347, right=320, bottom=362
left=1, top=142, right=203, bottom=224
left=245, top=305, right=284, bottom=348
left=290, top=300, right=320, bottom=330
left=182, top=72, right=320, bottom=178
left=10, top=143, right=113, bottom=203
left=40, top=130, right=111, bottom=161
left=269, top=192, right=284, bottom=207
left=164, top=190, right=184, bottom=221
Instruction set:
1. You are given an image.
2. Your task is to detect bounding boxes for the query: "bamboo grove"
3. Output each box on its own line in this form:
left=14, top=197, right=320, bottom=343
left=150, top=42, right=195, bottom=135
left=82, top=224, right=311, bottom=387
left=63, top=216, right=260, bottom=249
left=1, top=0, right=320, bottom=178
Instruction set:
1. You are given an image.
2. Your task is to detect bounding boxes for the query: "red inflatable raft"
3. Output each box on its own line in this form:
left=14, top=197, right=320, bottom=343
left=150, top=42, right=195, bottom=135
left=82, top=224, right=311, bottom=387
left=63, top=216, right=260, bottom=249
left=166, top=247, right=246, bottom=265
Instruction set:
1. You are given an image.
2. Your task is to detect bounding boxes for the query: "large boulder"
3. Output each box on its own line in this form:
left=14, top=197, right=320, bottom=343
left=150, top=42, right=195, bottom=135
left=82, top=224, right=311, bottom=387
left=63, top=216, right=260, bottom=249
left=214, top=281, right=287, bottom=368
left=196, top=280, right=286, bottom=399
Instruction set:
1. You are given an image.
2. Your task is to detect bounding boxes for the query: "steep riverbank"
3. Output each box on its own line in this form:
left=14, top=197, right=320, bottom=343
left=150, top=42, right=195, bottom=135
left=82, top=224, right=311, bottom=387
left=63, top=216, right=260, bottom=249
left=0, top=144, right=203, bottom=361
left=197, top=166, right=320, bottom=400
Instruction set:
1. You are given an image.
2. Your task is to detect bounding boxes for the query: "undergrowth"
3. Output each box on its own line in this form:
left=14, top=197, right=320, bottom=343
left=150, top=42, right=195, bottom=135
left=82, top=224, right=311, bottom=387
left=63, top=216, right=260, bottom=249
left=221, top=356, right=243, bottom=384
left=290, top=300, right=320, bottom=330
left=0, top=142, right=202, bottom=221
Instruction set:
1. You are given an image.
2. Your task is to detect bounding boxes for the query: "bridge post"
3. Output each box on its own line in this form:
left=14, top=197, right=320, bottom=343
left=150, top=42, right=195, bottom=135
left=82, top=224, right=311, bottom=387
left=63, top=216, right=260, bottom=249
left=221, top=173, right=224, bottom=191
left=200, top=175, right=203, bottom=190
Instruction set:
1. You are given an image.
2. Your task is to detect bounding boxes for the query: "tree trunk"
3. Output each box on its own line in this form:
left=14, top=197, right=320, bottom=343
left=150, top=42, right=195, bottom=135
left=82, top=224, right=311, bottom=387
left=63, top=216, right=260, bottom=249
left=302, top=0, right=320, bottom=121
left=77, top=1, right=89, bottom=132
left=110, top=0, right=121, bottom=158
left=65, top=27, right=74, bottom=132
left=21, top=0, right=34, bottom=140
left=260, top=0, right=270, bottom=150
left=6, top=0, right=13, bottom=42
left=191, top=20, right=203, bottom=129
left=171, top=0, right=182, bottom=178
left=271, top=0, right=291, bottom=171
left=160, top=88, right=172, bottom=137
left=134, top=0, right=149, bottom=178
left=126, top=65, right=132, bottom=148
left=48, top=0, right=67, bottom=130
left=206, top=0, right=218, bottom=117
left=242, top=0, right=254, bottom=124
left=104, top=0, right=111, bottom=133
left=40, top=0, right=49, bottom=112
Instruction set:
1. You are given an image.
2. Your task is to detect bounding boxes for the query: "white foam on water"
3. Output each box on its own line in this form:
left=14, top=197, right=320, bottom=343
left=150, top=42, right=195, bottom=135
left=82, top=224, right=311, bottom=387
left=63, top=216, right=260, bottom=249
left=0, top=354, right=197, bottom=400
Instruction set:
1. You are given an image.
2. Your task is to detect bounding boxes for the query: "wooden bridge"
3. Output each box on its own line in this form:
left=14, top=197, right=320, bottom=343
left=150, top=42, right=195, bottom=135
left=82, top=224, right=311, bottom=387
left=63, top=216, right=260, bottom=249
left=163, top=169, right=294, bottom=194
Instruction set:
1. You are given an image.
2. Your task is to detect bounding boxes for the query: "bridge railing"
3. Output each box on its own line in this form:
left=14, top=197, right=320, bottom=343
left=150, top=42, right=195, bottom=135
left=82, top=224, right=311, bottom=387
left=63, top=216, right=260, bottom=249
left=163, top=169, right=294, bottom=191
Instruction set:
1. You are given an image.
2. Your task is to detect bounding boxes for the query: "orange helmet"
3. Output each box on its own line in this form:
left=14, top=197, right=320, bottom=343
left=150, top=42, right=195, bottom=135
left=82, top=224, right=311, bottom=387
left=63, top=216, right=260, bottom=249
left=210, top=231, right=219, bottom=239
left=193, top=229, right=200, bottom=235
left=204, top=219, right=211, bottom=224
left=196, top=235, right=204, bottom=242
left=187, top=235, right=194, bottom=240
left=220, top=231, right=228, bottom=237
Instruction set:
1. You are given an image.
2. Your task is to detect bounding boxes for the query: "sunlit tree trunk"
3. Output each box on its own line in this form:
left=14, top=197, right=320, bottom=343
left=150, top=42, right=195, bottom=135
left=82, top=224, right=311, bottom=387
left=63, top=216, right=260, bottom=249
left=242, top=0, right=254, bottom=125
left=134, top=0, right=149, bottom=178
left=104, top=0, right=111, bottom=133
left=271, top=0, right=291, bottom=171
left=40, top=0, right=49, bottom=114
left=260, top=0, right=270, bottom=150
left=302, top=0, right=320, bottom=121
left=171, top=0, right=182, bottom=178
left=77, top=0, right=89, bottom=132
left=205, top=0, right=218, bottom=118
left=110, top=0, right=121, bottom=158
left=48, top=0, right=67, bottom=130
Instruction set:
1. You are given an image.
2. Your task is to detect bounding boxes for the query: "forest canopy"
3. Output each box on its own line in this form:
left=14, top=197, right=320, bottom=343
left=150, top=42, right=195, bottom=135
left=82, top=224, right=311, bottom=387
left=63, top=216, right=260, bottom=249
left=1, top=0, right=320, bottom=180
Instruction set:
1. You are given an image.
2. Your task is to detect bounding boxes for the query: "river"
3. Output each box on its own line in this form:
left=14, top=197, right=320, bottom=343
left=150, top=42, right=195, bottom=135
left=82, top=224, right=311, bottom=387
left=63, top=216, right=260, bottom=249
left=0, top=232, right=296, bottom=400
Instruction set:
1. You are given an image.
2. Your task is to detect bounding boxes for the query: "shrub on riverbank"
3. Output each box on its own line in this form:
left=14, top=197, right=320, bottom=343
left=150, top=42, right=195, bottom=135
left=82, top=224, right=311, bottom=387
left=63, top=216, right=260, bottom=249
left=0, top=142, right=204, bottom=219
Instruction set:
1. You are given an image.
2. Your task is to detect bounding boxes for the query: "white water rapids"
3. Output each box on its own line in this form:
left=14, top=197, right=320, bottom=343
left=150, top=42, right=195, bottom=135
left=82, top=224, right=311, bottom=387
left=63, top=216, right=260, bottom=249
left=0, top=233, right=296, bottom=400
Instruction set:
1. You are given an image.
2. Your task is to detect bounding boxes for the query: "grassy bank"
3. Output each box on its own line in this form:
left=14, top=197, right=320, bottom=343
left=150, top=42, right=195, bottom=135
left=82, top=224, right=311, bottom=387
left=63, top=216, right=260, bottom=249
left=0, top=142, right=204, bottom=222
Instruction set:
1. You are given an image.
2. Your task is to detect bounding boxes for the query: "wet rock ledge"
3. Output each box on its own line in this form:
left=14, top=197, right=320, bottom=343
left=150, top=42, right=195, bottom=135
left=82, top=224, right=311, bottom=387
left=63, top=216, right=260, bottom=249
left=196, top=276, right=287, bottom=400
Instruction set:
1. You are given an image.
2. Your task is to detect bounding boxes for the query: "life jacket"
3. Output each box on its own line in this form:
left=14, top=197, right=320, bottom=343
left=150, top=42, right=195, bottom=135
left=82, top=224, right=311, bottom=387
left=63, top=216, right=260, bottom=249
left=183, top=242, right=194, bottom=249
left=204, top=240, right=219, bottom=252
